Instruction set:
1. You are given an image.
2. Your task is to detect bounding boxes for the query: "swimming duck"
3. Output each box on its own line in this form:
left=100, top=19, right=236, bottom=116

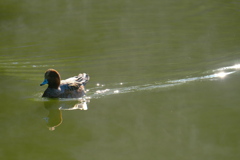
left=40, top=69, right=90, bottom=98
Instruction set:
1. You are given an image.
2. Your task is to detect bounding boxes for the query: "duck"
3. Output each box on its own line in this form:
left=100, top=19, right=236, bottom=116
left=40, top=69, right=90, bottom=98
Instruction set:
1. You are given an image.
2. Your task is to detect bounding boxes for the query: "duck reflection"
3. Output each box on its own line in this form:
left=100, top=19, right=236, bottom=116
left=43, top=98, right=89, bottom=131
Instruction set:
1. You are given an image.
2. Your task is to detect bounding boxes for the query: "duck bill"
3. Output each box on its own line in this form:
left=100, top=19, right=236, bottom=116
left=40, top=79, right=48, bottom=86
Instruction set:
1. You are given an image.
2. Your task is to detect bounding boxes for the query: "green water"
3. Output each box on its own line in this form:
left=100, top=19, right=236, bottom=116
left=1, top=0, right=240, bottom=159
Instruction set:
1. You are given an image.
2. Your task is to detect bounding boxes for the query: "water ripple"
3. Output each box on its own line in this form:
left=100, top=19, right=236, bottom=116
left=87, top=64, right=240, bottom=99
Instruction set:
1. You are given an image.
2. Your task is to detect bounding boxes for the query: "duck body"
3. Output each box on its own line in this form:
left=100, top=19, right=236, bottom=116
left=40, top=69, right=89, bottom=98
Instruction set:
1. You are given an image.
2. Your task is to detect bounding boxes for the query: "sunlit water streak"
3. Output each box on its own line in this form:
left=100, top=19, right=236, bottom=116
left=87, top=64, right=240, bottom=99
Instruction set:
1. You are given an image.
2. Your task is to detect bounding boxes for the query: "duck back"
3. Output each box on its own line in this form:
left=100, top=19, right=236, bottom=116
left=59, top=73, right=90, bottom=98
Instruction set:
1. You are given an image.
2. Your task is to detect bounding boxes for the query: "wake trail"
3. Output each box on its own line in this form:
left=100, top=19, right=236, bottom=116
left=87, top=64, right=240, bottom=99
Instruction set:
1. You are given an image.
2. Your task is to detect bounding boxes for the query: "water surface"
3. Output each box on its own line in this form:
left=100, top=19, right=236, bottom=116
left=1, top=0, right=240, bottom=160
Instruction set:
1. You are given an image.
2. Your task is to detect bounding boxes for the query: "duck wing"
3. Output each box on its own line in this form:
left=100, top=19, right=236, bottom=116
left=61, top=73, right=89, bottom=85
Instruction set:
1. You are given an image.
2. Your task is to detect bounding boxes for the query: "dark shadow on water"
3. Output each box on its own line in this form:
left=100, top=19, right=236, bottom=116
left=43, top=98, right=89, bottom=131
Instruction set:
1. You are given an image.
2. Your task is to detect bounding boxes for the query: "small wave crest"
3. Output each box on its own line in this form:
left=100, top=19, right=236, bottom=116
left=86, top=64, right=240, bottom=99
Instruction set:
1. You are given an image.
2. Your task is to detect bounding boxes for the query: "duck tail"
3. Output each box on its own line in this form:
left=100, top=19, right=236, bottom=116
left=77, top=73, right=90, bottom=85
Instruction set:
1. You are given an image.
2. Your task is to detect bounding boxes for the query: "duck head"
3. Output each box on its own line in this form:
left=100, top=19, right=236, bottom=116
left=40, top=69, right=61, bottom=89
